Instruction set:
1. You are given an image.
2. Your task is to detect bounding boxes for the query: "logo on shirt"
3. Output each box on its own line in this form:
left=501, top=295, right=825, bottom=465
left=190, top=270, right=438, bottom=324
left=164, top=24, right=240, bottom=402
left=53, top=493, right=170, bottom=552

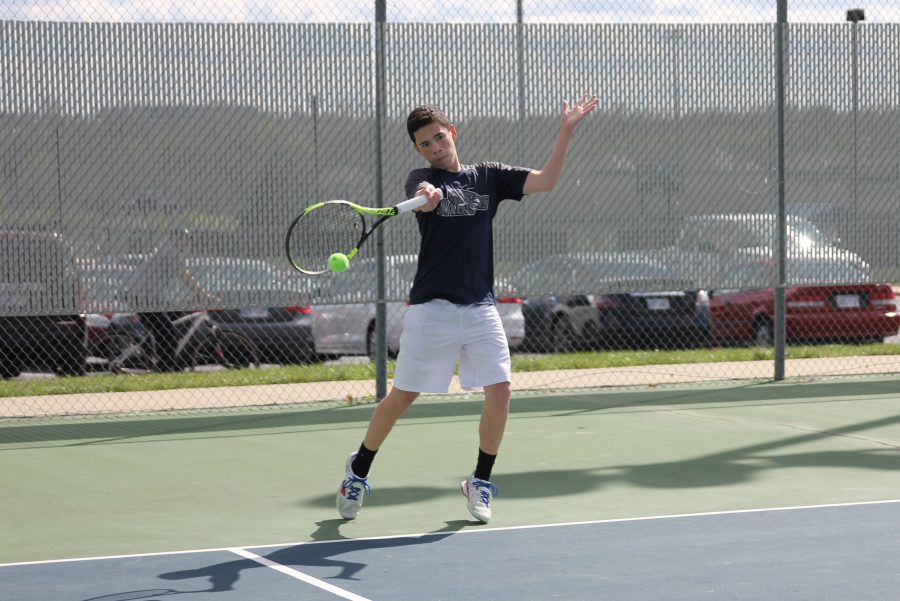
left=438, top=189, right=489, bottom=217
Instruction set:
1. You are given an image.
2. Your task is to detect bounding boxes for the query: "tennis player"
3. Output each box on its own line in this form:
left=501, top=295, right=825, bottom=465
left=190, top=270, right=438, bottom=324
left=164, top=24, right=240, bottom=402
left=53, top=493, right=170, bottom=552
left=337, top=95, right=598, bottom=523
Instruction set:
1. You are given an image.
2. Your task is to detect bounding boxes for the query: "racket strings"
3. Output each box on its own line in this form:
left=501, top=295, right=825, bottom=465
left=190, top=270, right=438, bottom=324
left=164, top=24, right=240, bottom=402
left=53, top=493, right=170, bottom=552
left=288, top=202, right=364, bottom=273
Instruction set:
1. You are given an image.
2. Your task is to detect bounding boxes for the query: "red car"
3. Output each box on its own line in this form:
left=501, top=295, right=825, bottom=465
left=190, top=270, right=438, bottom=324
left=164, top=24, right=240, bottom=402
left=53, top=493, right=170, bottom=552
left=709, top=258, right=899, bottom=345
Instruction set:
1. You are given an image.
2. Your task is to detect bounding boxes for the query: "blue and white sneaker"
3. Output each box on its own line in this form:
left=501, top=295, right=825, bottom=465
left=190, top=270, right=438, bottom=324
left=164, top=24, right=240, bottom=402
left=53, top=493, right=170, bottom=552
left=461, top=473, right=499, bottom=523
left=336, top=452, right=371, bottom=520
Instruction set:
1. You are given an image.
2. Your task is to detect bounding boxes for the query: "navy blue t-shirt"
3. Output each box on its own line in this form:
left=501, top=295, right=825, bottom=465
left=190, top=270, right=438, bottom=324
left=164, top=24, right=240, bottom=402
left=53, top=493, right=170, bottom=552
left=404, top=162, right=530, bottom=306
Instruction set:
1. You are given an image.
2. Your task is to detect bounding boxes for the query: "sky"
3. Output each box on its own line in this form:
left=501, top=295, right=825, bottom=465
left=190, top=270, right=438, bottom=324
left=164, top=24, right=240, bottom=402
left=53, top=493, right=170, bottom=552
left=1, top=0, right=898, bottom=24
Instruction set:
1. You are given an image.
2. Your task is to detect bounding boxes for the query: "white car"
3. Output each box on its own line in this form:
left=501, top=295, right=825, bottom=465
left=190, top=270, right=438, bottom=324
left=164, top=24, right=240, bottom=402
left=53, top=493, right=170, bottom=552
left=312, top=255, right=525, bottom=358
left=387, top=271, right=525, bottom=356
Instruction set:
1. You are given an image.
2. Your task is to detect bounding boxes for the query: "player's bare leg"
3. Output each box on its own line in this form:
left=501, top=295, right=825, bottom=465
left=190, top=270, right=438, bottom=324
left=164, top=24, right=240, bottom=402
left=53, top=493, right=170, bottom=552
left=337, top=387, right=419, bottom=519
left=479, top=381, right=510, bottom=454
left=363, top=387, right=419, bottom=450
left=462, top=380, right=510, bottom=523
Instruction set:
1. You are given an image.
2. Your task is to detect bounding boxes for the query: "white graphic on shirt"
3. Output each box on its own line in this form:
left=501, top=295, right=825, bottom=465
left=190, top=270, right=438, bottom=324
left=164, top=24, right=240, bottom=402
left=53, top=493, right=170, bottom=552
left=438, top=188, right=489, bottom=217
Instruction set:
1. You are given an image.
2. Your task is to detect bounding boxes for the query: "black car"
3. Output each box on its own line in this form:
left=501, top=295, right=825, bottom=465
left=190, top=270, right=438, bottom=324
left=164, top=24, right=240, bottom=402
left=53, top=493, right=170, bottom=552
left=85, top=257, right=318, bottom=368
left=513, top=254, right=709, bottom=352
left=0, top=231, right=86, bottom=377
left=185, top=258, right=317, bottom=363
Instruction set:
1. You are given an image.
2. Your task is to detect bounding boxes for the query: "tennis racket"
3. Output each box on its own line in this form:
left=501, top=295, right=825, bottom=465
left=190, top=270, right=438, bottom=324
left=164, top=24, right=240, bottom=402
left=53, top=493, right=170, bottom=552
left=285, top=192, right=437, bottom=275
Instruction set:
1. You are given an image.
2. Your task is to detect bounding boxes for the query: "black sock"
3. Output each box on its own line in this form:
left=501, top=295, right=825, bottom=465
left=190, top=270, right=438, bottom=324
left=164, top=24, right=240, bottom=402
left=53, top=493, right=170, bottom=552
left=474, top=449, right=496, bottom=481
left=351, top=443, right=377, bottom=478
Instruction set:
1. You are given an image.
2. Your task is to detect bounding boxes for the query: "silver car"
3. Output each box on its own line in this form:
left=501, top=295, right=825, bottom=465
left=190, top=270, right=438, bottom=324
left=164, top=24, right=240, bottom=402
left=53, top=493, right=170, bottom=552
left=312, top=255, right=525, bottom=358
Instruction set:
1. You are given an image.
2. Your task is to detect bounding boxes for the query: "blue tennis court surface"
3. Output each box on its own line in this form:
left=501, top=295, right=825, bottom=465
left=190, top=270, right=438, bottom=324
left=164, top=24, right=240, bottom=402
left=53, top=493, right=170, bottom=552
left=4, top=500, right=899, bottom=600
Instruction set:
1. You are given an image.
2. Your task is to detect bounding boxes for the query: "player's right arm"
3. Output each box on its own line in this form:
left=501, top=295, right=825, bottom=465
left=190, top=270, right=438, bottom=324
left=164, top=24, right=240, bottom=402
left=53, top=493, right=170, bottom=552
left=405, top=169, right=443, bottom=212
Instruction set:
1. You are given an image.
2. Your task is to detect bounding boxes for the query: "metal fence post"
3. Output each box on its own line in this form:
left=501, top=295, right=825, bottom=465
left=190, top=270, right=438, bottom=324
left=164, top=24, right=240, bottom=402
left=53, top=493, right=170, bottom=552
left=774, top=0, right=788, bottom=380
left=374, top=0, right=389, bottom=401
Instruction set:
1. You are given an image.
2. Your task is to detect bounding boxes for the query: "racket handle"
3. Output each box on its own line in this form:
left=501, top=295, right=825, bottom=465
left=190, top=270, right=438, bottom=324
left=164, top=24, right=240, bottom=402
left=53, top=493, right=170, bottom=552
left=394, top=189, right=441, bottom=214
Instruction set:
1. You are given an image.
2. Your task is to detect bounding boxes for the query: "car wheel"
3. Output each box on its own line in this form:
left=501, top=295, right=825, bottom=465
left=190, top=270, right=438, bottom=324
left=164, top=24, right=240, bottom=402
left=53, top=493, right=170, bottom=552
left=686, top=327, right=712, bottom=349
left=56, top=353, right=87, bottom=376
left=552, top=316, right=578, bottom=353
left=55, top=344, right=87, bottom=376
left=0, top=356, right=20, bottom=379
left=366, top=326, right=376, bottom=362
left=581, top=321, right=600, bottom=350
left=754, top=318, right=773, bottom=347
left=191, top=331, right=260, bottom=370
left=366, top=325, right=395, bottom=360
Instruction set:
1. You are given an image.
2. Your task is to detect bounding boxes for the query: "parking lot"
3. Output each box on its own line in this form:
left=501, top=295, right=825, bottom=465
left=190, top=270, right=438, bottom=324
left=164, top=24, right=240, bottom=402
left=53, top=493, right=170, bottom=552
left=3, top=243, right=900, bottom=394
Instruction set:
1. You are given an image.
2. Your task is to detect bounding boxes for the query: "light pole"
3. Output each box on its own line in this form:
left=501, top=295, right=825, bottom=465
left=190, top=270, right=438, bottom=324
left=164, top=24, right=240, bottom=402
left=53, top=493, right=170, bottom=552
left=310, top=94, right=319, bottom=201
left=846, top=8, right=864, bottom=212
left=516, top=0, right=525, bottom=164
left=667, top=28, right=683, bottom=226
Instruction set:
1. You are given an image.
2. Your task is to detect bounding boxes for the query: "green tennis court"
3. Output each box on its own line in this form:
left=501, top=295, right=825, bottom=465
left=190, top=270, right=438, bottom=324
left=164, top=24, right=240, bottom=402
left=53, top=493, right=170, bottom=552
left=2, top=376, right=900, bottom=599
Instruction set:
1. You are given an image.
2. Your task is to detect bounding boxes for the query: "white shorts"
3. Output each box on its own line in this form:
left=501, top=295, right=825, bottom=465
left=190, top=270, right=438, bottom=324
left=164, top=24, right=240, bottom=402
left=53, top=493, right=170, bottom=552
left=393, top=299, right=511, bottom=394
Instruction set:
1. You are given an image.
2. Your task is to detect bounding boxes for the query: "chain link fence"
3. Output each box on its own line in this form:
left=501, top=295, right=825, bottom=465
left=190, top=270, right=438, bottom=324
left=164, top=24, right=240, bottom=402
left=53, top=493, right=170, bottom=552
left=1, top=2, right=899, bottom=418
left=3, top=1, right=900, bottom=24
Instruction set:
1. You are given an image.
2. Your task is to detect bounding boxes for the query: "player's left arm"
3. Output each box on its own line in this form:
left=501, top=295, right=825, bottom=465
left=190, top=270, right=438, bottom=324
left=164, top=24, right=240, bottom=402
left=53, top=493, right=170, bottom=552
left=523, top=94, right=598, bottom=195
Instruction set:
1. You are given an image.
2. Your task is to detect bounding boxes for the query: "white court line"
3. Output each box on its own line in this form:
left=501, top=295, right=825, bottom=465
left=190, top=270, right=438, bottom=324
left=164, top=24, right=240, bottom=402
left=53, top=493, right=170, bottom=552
left=3, top=497, right=900, bottom=568
left=227, top=547, right=372, bottom=601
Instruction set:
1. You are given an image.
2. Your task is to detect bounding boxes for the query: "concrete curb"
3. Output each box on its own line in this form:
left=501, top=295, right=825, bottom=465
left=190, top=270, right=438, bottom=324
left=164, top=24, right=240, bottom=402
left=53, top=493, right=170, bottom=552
left=3, top=355, right=899, bottom=418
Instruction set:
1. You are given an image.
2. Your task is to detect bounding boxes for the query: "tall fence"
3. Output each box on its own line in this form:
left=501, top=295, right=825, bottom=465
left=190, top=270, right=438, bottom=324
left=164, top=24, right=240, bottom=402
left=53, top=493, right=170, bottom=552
left=1, top=1, right=899, bottom=418
left=2, top=1, right=899, bottom=24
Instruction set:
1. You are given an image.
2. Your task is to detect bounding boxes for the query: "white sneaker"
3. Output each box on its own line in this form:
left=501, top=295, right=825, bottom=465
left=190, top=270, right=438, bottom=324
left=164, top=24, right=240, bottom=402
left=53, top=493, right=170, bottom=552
left=336, top=452, right=371, bottom=520
left=461, top=473, right=498, bottom=523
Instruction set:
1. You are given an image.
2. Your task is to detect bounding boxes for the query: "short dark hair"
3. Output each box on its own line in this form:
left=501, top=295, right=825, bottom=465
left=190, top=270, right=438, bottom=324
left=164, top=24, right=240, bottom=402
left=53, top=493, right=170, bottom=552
left=406, top=105, right=451, bottom=142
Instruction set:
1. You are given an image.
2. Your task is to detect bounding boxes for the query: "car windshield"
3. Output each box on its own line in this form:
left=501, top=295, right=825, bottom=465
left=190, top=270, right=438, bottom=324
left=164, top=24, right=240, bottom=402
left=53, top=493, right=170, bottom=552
left=184, top=258, right=303, bottom=306
left=0, top=236, right=68, bottom=285
left=190, top=259, right=286, bottom=291
left=683, top=215, right=832, bottom=250
left=787, top=260, right=869, bottom=284
left=786, top=217, right=831, bottom=250
left=514, top=255, right=680, bottom=294
left=576, top=261, right=670, bottom=280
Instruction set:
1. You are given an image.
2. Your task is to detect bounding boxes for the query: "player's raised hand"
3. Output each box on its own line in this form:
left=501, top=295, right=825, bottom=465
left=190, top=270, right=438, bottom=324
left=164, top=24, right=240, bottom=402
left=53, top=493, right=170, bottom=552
left=560, top=94, right=599, bottom=133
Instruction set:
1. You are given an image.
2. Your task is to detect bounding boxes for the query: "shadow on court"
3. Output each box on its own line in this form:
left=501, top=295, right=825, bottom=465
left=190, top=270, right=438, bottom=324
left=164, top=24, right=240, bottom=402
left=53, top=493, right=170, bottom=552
left=295, top=410, right=900, bottom=510
left=154, top=520, right=467, bottom=593
left=4, top=377, right=900, bottom=448
left=76, top=521, right=472, bottom=600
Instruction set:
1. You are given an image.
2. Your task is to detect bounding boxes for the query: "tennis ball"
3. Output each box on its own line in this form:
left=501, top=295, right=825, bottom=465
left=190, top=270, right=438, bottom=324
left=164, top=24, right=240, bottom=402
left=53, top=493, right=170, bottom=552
left=328, top=252, right=350, bottom=273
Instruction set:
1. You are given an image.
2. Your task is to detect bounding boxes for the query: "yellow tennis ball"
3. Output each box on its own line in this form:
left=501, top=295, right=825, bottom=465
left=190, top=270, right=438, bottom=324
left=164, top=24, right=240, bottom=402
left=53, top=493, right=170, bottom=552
left=328, top=252, right=350, bottom=273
